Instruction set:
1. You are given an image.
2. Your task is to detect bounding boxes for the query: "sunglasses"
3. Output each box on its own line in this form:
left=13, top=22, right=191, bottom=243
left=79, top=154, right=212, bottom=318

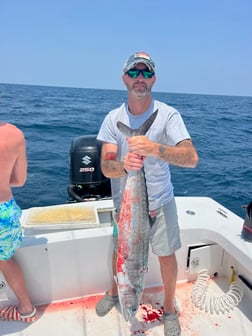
left=126, top=69, right=155, bottom=79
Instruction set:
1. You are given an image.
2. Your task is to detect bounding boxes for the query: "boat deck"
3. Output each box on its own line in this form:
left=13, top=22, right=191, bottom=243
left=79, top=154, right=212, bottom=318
left=1, top=277, right=251, bottom=336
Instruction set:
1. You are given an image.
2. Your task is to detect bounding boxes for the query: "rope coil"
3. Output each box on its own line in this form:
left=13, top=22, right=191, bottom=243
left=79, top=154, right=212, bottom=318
left=191, top=269, right=244, bottom=314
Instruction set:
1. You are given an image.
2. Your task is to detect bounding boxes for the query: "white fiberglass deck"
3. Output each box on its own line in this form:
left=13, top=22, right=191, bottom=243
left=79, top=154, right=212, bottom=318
left=1, top=197, right=252, bottom=335
left=1, top=277, right=251, bottom=336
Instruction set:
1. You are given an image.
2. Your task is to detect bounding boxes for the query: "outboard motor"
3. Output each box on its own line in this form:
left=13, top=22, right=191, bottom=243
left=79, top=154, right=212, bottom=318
left=67, top=135, right=111, bottom=202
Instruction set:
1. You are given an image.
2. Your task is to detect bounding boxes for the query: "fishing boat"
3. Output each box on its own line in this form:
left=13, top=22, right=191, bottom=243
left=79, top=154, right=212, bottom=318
left=1, top=136, right=251, bottom=336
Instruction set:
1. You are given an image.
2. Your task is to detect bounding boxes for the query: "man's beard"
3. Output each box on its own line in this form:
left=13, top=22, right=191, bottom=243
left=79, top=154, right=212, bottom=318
left=128, top=84, right=152, bottom=98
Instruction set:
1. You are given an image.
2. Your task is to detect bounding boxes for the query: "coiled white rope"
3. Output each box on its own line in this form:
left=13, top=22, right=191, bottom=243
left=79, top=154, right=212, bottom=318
left=191, top=269, right=244, bottom=314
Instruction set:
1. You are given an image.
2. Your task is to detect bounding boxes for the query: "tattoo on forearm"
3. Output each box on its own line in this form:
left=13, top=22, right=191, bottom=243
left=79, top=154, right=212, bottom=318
left=159, top=145, right=166, bottom=154
left=104, top=152, right=118, bottom=172
left=104, top=160, right=121, bottom=172
left=103, top=152, right=126, bottom=176
left=105, top=152, right=116, bottom=161
left=158, top=140, right=197, bottom=167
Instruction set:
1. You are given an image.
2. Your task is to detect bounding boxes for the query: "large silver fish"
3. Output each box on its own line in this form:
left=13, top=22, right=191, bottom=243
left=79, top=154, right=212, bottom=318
left=116, top=110, right=158, bottom=322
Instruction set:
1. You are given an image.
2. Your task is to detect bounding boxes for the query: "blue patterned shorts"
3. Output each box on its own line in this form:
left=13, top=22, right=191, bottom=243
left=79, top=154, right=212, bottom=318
left=0, top=198, right=22, bottom=261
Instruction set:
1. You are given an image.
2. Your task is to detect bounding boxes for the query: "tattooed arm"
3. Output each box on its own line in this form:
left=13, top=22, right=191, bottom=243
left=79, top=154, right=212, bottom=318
left=101, top=143, right=127, bottom=178
left=127, top=137, right=198, bottom=168
left=157, top=139, right=198, bottom=168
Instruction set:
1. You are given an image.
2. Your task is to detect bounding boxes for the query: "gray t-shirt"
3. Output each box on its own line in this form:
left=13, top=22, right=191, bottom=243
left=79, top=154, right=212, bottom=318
left=97, top=99, right=190, bottom=210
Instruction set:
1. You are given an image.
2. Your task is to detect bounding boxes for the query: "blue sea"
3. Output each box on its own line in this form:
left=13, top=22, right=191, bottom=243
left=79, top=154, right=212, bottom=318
left=0, top=83, right=251, bottom=218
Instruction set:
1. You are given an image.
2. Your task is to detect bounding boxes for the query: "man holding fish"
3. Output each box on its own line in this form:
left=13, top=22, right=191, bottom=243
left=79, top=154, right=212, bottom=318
left=96, top=51, right=198, bottom=335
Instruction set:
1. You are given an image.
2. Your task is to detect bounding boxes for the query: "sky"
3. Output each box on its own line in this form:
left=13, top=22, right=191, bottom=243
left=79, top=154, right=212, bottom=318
left=0, top=0, right=252, bottom=97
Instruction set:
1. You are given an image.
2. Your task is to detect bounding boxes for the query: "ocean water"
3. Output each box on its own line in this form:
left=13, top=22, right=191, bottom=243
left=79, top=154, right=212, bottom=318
left=0, top=83, right=251, bottom=218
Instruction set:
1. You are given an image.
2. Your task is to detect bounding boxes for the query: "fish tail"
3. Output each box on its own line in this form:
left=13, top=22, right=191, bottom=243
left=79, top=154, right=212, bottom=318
left=117, top=109, right=158, bottom=137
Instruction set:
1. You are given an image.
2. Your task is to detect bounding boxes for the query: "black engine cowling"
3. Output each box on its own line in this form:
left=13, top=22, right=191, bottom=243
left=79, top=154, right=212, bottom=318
left=68, top=135, right=111, bottom=201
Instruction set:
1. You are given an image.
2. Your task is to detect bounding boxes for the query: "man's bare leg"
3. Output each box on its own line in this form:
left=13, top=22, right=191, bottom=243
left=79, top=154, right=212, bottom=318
left=0, top=257, right=34, bottom=315
left=159, top=254, right=178, bottom=314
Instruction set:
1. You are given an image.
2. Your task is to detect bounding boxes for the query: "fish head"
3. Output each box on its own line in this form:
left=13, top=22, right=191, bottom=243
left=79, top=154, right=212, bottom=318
left=121, top=300, right=138, bottom=322
left=119, top=289, right=141, bottom=321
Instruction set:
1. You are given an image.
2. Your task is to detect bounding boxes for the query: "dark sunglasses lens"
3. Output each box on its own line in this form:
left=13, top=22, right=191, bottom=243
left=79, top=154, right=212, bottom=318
left=142, top=70, right=154, bottom=78
left=127, top=70, right=138, bottom=78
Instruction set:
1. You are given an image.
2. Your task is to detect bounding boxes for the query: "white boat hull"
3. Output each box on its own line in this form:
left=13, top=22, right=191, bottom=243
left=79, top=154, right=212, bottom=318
left=1, top=197, right=252, bottom=335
